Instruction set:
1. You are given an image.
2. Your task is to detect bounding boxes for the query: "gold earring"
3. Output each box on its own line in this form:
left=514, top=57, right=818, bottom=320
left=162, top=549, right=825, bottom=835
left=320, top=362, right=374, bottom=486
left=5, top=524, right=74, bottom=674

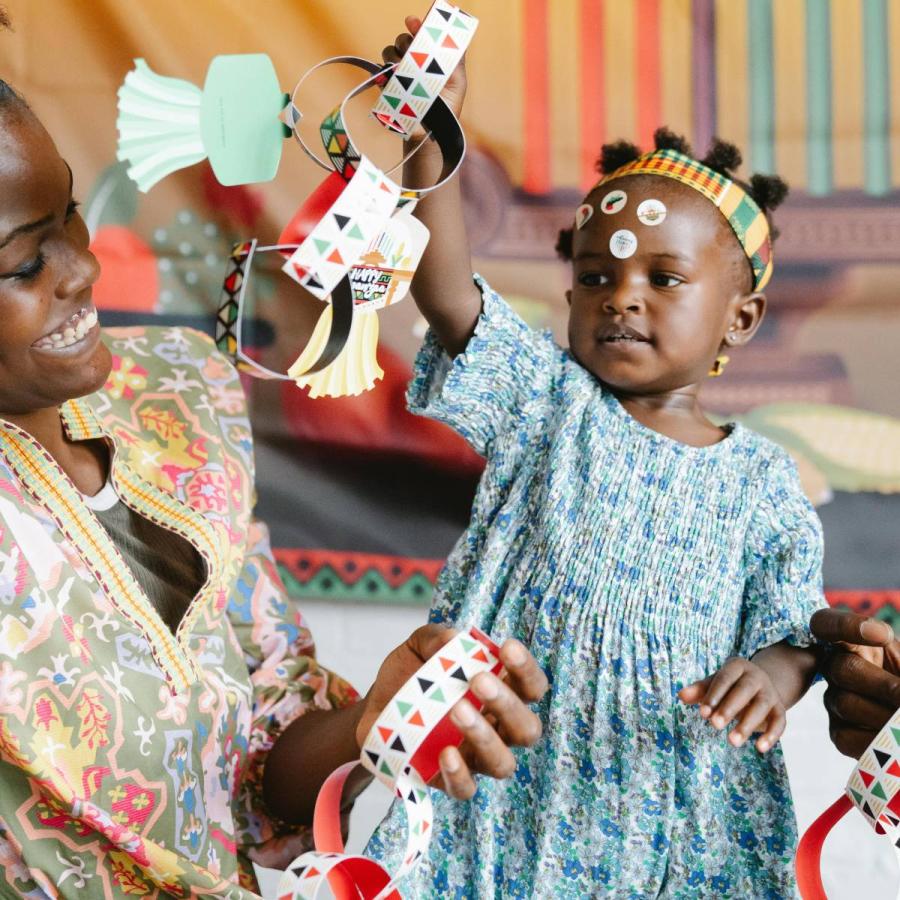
left=709, top=354, right=730, bottom=377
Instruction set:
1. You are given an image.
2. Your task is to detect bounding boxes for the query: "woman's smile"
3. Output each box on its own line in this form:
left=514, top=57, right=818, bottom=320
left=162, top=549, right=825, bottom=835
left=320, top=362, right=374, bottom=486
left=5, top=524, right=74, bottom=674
left=31, top=304, right=99, bottom=353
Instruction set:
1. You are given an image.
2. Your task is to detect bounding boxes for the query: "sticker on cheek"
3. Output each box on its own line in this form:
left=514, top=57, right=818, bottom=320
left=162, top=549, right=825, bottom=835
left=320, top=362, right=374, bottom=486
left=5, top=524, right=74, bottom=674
left=575, top=203, right=594, bottom=230
left=609, top=229, right=637, bottom=259
left=600, top=190, right=627, bottom=215
left=637, top=198, right=667, bottom=226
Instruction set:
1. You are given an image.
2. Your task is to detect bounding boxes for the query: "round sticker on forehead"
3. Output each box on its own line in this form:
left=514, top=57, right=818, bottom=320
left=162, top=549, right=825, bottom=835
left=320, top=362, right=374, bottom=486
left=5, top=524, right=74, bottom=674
left=609, top=229, right=638, bottom=259
left=636, top=198, right=667, bottom=226
left=600, top=190, right=628, bottom=215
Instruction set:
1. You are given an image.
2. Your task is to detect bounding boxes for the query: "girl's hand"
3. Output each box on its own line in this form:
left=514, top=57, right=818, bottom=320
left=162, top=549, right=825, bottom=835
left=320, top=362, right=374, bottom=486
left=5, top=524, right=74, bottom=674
left=356, top=625, right=547, bottom=799
left=381, top=14, right=468, bottom=138
left=679, top=657, right=786, bottom=753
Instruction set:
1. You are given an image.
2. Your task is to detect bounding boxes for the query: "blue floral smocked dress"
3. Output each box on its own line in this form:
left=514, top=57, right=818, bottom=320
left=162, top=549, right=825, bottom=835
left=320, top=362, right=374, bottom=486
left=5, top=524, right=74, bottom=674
left=366, top=278, right=827, bottom=899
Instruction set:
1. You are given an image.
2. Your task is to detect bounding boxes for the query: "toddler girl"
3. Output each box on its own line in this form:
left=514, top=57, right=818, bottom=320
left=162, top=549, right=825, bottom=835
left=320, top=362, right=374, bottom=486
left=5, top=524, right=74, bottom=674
left=368, top=19, right=826, bottom=898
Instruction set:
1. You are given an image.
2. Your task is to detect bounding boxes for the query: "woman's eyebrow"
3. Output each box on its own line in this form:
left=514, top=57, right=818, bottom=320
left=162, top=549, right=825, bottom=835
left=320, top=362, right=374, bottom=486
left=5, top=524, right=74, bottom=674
left=0, top=164, right=74, bottom=251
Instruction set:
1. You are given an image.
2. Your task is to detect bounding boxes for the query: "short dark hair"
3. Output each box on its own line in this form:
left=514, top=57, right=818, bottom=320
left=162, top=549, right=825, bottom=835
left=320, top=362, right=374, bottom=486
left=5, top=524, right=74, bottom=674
left=555, top=127, right=789, bottom=287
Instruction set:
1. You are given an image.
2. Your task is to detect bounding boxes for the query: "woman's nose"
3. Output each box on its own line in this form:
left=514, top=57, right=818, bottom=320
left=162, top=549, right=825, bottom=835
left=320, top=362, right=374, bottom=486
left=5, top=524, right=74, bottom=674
left=57, top=243, right=101, bottom=301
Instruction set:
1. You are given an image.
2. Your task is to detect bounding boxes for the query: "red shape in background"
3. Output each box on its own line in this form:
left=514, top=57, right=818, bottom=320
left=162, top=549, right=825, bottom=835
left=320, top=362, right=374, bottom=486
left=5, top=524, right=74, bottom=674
left=280, top=343, right=484, bottom=478
left=90, top=226, right=158, bottom=313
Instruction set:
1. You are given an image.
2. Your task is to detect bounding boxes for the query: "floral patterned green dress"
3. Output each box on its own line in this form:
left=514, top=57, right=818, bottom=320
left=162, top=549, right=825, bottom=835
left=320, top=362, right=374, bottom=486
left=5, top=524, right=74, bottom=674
left=0, top=326, right=356, bottom=898
left=367, top=278, right=827, bottom=899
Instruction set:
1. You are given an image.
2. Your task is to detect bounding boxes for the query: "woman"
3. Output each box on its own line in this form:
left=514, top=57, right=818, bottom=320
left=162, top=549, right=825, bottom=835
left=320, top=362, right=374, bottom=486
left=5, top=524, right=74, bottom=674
left=0, top=51, right=547, bottom=898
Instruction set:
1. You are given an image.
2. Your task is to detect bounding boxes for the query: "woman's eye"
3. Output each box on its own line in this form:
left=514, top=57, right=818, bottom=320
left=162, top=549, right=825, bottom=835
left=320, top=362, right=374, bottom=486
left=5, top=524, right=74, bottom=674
left=11, top=253, right=47, bottom=282
left=577, top=272, right=608, bottom=288
left=651, top=273, right=682, bottom=288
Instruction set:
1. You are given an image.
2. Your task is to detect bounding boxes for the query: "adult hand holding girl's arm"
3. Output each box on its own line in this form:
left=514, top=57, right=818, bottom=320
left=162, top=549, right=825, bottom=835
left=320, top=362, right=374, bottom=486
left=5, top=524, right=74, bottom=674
left=678, top=641, right=818, bottom=753
left=382, top=16, right=482, bottom=357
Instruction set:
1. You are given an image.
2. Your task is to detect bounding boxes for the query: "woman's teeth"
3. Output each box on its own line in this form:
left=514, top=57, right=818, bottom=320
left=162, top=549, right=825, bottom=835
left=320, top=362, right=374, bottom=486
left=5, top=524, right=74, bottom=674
left=34, top=308, right=98, bottom=350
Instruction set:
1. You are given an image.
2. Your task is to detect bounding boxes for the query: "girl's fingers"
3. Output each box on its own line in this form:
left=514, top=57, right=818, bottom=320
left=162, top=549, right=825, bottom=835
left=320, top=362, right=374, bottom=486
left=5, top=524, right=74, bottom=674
left=755, top=707, right=787, bottom=753
left=394, top=32, right=414, bottom=54
left=678, top=679, right=711, bottom=705
left=708, top=677, right=760, bottom=730
left=729, top=693, right=777, bottom=747
left=498, top=639, right=549, bottom=704
left=701, top=661, right=746, bottom=714
left=438, top=745, right=477, bottom=799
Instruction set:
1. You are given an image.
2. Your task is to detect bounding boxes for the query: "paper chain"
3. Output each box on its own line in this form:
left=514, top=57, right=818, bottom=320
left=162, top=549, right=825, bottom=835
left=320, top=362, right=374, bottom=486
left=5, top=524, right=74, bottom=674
left=371, top=0, right=477, bottom=136
left=277, top=627, right=504, bottom=900
left=797, top=704, right=900, bottom=898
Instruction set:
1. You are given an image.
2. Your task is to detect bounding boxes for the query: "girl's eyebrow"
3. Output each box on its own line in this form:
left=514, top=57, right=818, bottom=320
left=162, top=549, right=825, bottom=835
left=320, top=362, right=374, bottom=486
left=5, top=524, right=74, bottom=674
left=0, top=163, right=74, bottom=251
left=651, top=251, right=692, bottom=263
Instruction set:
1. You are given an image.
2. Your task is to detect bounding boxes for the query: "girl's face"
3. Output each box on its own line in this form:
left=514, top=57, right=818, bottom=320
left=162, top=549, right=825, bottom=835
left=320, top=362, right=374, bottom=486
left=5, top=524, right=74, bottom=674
left=0, top=111, right=109, bottom=417
left=567, top=174, right=764, bottom=397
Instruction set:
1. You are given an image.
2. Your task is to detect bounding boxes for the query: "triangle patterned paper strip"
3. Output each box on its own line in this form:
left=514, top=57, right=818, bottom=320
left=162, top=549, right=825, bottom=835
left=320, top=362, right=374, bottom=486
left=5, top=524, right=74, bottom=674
left=371, top=0, right=479, bottom=137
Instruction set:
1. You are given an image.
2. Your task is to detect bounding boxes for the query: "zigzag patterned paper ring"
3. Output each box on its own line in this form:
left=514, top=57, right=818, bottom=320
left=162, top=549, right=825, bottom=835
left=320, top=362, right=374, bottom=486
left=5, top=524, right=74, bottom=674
left=214, top=240, right=353, bottom=380
left=278, top=626, right=504, bottom=900
left=285, top=57, right=466, bottom=197
left=371, top=0, right=478, bottom=137
left=796, top=704, right=900, bottom=898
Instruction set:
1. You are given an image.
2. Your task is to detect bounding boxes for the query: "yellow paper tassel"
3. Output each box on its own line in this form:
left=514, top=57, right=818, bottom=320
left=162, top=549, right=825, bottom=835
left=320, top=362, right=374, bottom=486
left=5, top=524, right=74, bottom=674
left=288, top=305, right=384, bottom=398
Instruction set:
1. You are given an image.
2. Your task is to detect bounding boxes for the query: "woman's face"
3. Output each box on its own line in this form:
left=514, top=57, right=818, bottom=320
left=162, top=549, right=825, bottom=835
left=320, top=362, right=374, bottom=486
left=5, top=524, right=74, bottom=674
left=0, top=110, right=109, bottom=417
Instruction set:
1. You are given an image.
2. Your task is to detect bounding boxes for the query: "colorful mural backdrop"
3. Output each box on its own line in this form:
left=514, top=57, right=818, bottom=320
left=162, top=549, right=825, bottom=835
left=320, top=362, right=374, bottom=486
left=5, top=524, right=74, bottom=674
left=2, top=0, right=899, bottom=622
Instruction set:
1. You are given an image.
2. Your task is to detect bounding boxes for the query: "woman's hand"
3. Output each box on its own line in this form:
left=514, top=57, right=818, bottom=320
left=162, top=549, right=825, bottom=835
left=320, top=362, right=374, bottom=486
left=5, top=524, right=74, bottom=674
left=356, top=625, right=547, bottom=799
left=811, top=609, right=900, bottom=757
left=381, top=14, right=468, bottom=138
left=679, top=657, right=786, bottom=753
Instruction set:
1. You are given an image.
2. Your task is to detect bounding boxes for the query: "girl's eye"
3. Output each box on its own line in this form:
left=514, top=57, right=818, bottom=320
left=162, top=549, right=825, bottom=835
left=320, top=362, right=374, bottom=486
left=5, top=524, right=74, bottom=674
left=11, top=253, right=47, bottom=282
left=577, top=272, right=609, bottom=288
left=650, top=272, right=683, bottom=288
left=65, top=199, right=81, bottom=222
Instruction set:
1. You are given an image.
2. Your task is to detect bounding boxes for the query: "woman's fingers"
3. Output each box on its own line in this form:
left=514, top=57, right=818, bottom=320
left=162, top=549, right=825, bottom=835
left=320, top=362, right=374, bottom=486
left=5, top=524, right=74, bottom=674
left=438, top=745, right=477, bottom=799
left=450, top=698, right=517, bottom=781
left=469, top=671, right=542, bottom=747
left=404, top=15, right=422, bottom=36
left=382, top=45, right=401, bottom=65
left=498, top=639, right=548, bottom=704
left=810, top=609, right=895, bottom=648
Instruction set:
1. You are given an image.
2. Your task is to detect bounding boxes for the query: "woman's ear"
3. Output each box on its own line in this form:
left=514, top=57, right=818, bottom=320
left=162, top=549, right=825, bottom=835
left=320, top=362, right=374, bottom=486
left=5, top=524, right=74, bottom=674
left=723, top=292, right=766, bottom=348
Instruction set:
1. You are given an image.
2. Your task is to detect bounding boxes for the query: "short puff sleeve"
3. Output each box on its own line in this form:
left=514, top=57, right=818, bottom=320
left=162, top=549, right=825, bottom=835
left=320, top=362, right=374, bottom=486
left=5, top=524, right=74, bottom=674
left=737, top=452, right=828, bottom=659
left=407, top=274, right=564, bottom=457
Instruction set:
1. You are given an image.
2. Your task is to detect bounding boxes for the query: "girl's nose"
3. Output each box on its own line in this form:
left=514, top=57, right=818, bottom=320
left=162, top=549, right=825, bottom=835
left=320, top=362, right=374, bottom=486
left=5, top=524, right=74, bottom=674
left=603, top=286, right=643, bottom=315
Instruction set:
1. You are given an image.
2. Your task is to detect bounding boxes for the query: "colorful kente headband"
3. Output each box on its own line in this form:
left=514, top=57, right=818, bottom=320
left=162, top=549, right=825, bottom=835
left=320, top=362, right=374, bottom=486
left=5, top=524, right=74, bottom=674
left=591, top=148, right=774, bottom=291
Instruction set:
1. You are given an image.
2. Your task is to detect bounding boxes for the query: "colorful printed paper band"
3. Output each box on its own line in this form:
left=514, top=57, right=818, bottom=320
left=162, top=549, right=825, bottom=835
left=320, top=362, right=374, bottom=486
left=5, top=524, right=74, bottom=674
left=214, top=240, right=353, bottom=381
left=593, top=148, right=774, bottom=291
left=371, top=0, right=478, bottom=137
left=796, top=704, right=900, bottom=898
left=117, top=54, right=288, bottom=191
left=286, top=57, right=466, bottom=197
left=277, top=626, right=504, bottom=900
left=281, top=157, right=401, bottom=301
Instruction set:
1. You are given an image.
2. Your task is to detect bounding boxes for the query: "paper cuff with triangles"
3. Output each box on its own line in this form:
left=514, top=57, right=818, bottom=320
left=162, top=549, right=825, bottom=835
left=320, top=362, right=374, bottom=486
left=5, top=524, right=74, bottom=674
left=371, top=0, right=478, bottom=136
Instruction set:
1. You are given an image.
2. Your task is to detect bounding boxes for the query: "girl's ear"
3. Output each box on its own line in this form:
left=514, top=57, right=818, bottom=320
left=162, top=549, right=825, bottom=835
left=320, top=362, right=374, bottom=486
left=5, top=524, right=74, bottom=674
left=565, top=289, right=572, bottom=307
left=723, top=292, right=766, bottom=348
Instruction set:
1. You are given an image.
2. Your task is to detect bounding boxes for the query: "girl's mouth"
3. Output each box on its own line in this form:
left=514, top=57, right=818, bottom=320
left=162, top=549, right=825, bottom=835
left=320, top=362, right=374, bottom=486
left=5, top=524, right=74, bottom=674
left=33, top=306, right=99, bottom=351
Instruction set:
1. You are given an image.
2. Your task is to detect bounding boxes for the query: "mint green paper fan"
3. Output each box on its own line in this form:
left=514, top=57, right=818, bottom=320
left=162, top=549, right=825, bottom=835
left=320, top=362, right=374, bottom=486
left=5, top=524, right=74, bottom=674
left=116, top=54, right=287, bottom=192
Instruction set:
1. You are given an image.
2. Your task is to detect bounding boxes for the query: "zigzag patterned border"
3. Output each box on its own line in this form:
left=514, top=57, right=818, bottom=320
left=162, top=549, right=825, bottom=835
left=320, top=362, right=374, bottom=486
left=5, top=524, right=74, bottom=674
left=274, top=548, right=900, bottom=624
